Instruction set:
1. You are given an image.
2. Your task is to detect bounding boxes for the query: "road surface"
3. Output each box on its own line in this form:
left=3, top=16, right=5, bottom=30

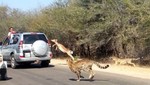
left=0, top=64, right=150, bottom=85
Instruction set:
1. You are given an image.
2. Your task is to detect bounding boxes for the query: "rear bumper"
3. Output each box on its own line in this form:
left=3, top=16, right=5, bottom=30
left=16, top=57, right=51, bottom=63
left=14, top=51, right=52, bottom=62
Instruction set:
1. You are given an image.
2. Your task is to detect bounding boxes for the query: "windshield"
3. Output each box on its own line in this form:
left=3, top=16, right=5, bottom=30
left=23, top=34, right=48, bottom=44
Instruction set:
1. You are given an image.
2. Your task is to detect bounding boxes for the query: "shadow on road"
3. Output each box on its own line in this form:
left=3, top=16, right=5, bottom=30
left=69, top=78, right=109, bottom=82
left=0, top=77, right=12, bottom=81
left=9, top=64, right=55, bottom=69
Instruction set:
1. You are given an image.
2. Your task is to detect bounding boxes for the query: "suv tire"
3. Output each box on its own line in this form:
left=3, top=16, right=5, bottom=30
left=41, top=60, right=50, bottom=67
left=0, top=69, right=7, bottom=80
left=11, top=54, right=17, bottom=69
left=32, top=40, right=48, bottom=56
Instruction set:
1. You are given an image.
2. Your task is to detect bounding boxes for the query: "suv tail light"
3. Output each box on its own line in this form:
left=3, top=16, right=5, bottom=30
left=48, top=40, right=51, bottom=46
left=19, top=40, right=23, bottom=49
left=50, top=53, right=53, bottom=58
left=19, top=56, right=24, bottom=58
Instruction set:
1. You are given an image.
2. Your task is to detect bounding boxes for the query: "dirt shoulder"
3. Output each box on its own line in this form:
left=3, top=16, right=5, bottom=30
left=51, top=58, right=150, bottom=80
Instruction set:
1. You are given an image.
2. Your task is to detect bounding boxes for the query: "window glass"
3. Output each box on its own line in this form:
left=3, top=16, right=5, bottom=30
left=12, top=36, right=19, bottom=44
left=3, top=37, right=9, bottom=45
left=23, top=34, right=48, bottom=44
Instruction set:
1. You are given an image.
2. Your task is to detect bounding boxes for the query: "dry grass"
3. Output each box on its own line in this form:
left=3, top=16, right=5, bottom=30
left=95, top=64, right=150, bottom=79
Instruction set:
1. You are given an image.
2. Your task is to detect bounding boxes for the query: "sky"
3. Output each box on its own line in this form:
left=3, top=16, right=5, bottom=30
left=0, top=0, right=56, bottom=11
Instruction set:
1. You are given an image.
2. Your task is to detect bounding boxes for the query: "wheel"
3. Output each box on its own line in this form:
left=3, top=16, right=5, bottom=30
left=31, top=40, right=48, bottom=56
left=41, top=60, right=50, bottom=67
left=0, top=69, right=7, bottom=80
left=10, top=55, right=17, bottom=69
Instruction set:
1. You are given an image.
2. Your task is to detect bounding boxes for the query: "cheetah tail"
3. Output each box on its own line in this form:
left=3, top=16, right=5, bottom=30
left=94, top=62, right=109, bottom=69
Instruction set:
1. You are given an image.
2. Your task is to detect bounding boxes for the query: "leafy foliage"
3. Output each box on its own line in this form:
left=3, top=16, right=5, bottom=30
left=0, top=0, right=150, bottom=61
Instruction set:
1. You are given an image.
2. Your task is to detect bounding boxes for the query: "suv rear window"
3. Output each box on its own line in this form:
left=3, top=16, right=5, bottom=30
left=23, top=34, right=48, bottom=44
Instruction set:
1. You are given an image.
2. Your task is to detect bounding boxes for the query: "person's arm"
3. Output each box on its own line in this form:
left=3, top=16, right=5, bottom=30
left=7, top=32, right=11, bottom=38
left=12, top=31, right=16, bottom=34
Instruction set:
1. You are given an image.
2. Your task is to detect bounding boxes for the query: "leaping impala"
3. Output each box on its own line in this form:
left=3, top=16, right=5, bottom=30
left=51, top=39, right=75, bottom=60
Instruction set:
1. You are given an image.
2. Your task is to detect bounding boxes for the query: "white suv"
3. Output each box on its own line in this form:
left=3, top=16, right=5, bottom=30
left=0, top=32, right=52, bottom=69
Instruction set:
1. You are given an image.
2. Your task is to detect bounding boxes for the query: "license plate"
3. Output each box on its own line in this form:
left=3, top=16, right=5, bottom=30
left=25, top=53, right=31, bottom=58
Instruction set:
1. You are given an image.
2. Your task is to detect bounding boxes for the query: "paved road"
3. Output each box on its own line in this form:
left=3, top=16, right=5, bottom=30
left=0, top=64, right=150, bottom=85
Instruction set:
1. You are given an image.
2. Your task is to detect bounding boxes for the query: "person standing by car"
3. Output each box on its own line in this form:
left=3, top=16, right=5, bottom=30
left=7, top=27, right=16, bottom=44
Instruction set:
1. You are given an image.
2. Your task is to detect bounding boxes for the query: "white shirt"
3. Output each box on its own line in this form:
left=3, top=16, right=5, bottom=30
left=8, top=32, right=14, bottom=43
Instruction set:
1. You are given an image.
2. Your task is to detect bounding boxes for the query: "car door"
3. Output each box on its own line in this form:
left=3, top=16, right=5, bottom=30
left=2, top=36, right=19, bottom=61
left=1, top=37, right=10, bottom=61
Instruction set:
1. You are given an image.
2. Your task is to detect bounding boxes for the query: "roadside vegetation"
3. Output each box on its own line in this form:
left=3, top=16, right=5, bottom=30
left=0, top=0, right=150, bottom=66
